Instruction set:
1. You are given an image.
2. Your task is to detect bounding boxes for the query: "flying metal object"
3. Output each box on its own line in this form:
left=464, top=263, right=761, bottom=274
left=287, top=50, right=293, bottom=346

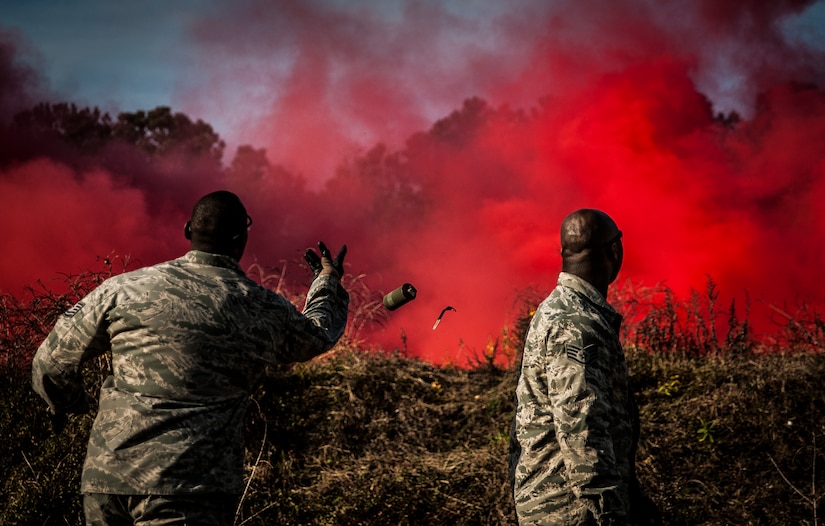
left=432, top=306, right=456, bottom=330
left=383, top=283, right=417, bottom=311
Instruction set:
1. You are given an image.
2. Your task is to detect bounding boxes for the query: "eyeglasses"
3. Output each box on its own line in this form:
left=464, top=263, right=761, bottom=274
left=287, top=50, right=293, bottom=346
left=232, top=215, right=253, bottom=240
left=604, top=230, right=622, bottom=247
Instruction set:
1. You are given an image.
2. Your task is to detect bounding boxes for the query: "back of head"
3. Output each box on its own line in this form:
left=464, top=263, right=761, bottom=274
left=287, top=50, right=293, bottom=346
left=185, top=191, right=249, bottom=258
left=560, top=208, right=623, bottom=291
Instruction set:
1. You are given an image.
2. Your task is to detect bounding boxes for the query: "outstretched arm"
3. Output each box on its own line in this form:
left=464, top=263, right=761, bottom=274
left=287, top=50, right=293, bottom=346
left=277, top=241, right=350, bottom=362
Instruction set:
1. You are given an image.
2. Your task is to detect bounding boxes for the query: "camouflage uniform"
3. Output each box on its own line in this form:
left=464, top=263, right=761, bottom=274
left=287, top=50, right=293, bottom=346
left=509, top=272, right=637, bottom=525
left=82, top=492, right=237, bottom=525
left=32, top=250, right=349, bottom=499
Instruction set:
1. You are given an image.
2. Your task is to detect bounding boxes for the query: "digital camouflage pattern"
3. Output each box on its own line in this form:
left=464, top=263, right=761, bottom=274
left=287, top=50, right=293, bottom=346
left=510, top=272, right=637, bottom=525
left=32, top=250, right=349, bottom=495
left=83, top=492, right=237, bottom=526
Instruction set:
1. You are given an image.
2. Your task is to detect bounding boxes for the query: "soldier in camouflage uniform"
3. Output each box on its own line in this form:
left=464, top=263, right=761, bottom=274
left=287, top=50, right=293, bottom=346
left=509, top=209, right=660, bottom=526
left=32, top=190, right=349, bottom=525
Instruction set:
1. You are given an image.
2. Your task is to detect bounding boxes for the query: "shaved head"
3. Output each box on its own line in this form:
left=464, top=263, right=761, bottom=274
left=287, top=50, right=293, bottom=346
left=560, top=209, right=623, bottom=296
left=561, top=209, right=620, bottom=258
left=186, top=190, right=249, bottom=259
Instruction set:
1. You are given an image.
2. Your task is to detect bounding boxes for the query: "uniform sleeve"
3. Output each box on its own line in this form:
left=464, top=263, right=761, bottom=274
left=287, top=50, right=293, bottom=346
left=547, top=333, right=627, bottom=523
left=277, top=274, right=349, bottom=363
left=31, top=286, right=114, bottom=414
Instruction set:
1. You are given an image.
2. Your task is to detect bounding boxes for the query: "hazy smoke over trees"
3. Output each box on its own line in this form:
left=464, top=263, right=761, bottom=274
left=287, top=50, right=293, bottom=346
left=1, top=1, right=824, bottom=361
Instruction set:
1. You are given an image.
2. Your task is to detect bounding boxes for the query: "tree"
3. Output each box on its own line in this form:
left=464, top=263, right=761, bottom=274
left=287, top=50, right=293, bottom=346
left=12, top=102, right=113, bottom=152
left=427, top=96, right=495, bottom=146
left=10, top=103, right=226, bottom=166
left=227, top=145, right=306, bottom=194
left=323, top=143, right=426, bottom=227
left=113, top=106, right=225, bottom=162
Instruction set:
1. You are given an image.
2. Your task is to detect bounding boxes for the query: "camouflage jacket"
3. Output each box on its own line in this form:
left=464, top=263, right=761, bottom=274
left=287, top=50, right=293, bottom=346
left=32, top=250, right=349, bottom=495
left=510, top=272, right=637, bottom=525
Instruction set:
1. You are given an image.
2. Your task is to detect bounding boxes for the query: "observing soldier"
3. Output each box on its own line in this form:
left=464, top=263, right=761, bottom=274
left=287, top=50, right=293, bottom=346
left=32, top=190, right=349, bottom=526
left=509, top=209, right=660, bottom=525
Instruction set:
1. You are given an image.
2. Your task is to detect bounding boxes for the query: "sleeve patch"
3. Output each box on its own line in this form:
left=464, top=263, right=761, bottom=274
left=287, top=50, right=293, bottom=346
left=63, top=302, right=85, bottom=318
left=565, top=343, right=595, bottom=366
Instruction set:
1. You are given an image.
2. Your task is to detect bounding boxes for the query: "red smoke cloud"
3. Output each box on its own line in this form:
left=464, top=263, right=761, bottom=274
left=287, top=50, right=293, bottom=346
left=0, top=160, right=172, bottom=288
left=1, top=1, right=824, bottom=363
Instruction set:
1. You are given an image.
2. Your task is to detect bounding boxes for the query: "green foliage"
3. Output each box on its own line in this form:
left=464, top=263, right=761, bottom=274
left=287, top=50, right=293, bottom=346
left=696, top=417, right=717, bottom=443
left=656, top=375, right=681, bottom=397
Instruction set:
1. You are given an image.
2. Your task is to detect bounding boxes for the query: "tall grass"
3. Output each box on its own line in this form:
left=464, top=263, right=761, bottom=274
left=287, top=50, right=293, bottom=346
left=2, top=264, right=825, bottom=525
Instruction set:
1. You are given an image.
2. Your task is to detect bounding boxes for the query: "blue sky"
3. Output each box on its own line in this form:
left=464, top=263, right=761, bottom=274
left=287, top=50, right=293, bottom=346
left=0, top=1, right=210, bottom=113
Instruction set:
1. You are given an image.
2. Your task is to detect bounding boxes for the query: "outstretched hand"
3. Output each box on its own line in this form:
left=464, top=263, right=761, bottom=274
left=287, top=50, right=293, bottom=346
left=304, top=241, right=347, bottom=279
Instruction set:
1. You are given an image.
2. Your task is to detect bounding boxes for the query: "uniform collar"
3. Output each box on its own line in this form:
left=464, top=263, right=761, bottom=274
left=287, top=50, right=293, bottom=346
left=557, top=272, right=622, bottom=328
left=182, top=250, right=244, bottom=273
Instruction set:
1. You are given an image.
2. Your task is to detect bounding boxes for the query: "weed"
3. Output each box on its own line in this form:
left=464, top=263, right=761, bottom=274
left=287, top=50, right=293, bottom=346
left=697, top=417, right=717, bottom=443
left=489, top=429, right=509, bottom=444
left=656, top=375, right=681, bottom=397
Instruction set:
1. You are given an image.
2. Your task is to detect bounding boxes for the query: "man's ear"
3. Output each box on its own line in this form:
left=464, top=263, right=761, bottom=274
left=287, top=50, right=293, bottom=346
left=609, top=238, right=624, bottom=274
left=608, top=242, right=619, bottom=261
left=184, top=221, right=192, bottom=240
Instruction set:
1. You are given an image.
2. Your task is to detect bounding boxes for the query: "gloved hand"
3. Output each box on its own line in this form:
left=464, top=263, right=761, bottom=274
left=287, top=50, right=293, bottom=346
left=304, top=241, right=347, bottom=279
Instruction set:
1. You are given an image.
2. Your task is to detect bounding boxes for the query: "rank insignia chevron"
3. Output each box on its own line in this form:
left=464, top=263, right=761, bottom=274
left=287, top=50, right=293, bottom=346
left=565, top=343, right=594, bottom=366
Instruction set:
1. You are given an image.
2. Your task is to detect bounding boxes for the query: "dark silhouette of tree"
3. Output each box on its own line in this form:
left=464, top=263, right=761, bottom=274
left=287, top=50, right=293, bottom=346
left=227, top=145, right=303, bottom=193
left=225, top=144, right=316, bottom=247
left=113, top=106, right=225, bottom=161
left=4, top=102, right=229, bottom=189
left=228, top=145, right=270, bottom=180
left=9, top=103, right=225, bottom=163
left=12, top=102, right=114, bottom=152
left=227, top=145, right=310, bottom=206
left=427, top=96, right=494, bottom=147
left=323, top=143, right=426, bottom=228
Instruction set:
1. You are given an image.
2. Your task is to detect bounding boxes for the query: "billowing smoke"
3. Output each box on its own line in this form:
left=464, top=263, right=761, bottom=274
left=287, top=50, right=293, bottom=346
left=1, top=1, right=823, bottom=363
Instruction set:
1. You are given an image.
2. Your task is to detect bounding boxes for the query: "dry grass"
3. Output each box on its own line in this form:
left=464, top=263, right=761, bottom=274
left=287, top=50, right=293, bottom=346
left=2, top=268, right=825, bottom=524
